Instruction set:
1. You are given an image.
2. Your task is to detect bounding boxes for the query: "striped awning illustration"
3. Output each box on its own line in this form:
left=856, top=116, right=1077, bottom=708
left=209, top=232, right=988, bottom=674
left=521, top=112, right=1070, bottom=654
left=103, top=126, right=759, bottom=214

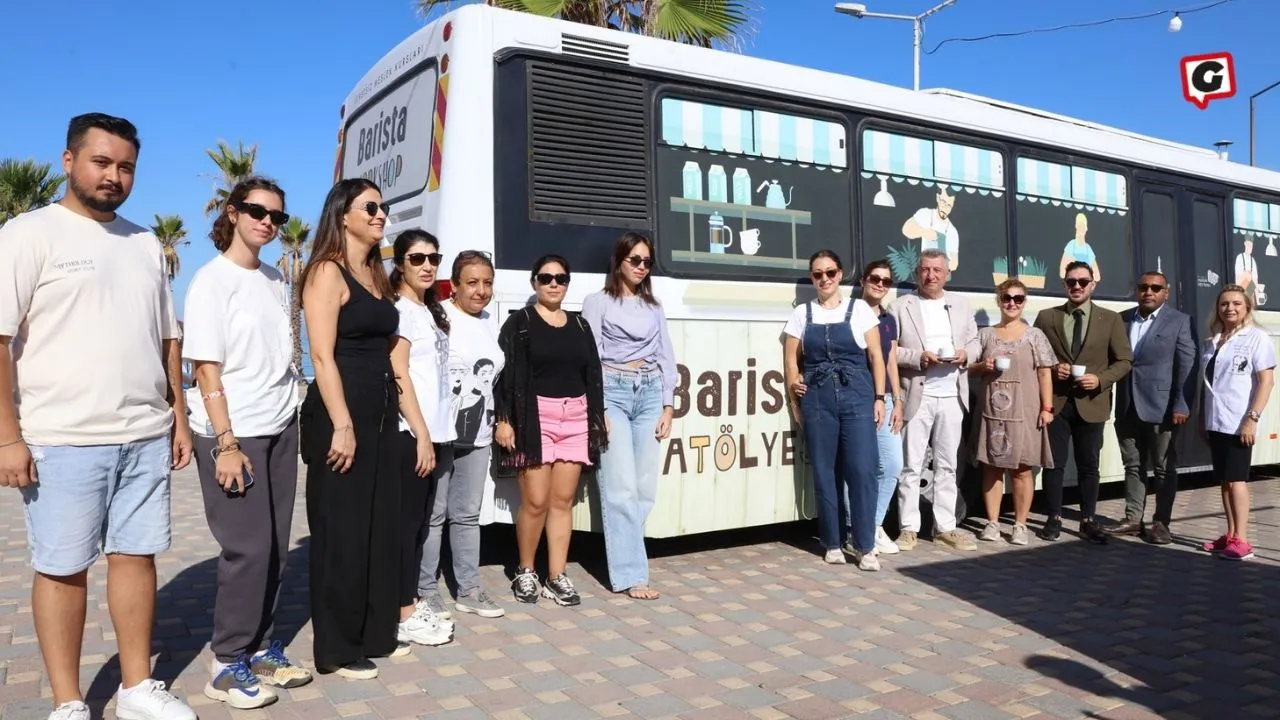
left=1016, top=158, right=1127, bottom=214
left=1233, top=197, right=1279, bottom=234
left=659, top=98, right=847, bottom=168
left=860, top=129, right=1004, bottom=194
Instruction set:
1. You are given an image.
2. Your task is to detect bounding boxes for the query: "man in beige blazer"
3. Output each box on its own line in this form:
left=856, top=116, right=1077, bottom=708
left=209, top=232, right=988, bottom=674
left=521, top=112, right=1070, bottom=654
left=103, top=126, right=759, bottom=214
left=891, top=249, right=981, bottom=551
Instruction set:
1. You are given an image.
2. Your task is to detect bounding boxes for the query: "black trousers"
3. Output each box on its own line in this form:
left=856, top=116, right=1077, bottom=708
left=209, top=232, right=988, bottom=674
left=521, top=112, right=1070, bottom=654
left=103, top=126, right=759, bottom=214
left=194, top=416, right=298, bottom=662
left=1042, top=399, right=1104, bottom=520
left=397, top=431, right=441, bottom=607
left=302, top=378, right=401, bottom=669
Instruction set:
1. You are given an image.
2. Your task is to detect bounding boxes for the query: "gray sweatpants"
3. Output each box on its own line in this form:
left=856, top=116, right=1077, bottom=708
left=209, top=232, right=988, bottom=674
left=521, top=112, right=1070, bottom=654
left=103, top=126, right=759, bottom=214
left=419, top=444, right=490, bottom=597
left=193, top=416, right=299, bottom=662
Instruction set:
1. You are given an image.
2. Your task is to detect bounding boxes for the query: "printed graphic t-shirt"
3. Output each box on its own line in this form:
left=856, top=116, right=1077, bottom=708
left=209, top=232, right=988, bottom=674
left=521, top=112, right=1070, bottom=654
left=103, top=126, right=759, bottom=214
left=444, top=302, right=505, bottom=447
left=396, top=298, right=458, bottom=443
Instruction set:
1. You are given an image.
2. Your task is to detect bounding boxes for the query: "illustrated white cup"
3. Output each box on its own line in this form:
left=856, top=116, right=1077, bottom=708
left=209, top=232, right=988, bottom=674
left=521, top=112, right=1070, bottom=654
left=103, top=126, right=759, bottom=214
left=995, top=356, right=1012, bottom=371
left=1071, top=364, right=1087, bottom=378
left=741, top=228, right=761, bottom=256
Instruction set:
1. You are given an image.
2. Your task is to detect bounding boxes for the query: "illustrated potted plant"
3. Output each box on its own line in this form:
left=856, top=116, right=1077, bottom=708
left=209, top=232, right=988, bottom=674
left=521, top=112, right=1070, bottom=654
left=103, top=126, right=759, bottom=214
left=1019, top=256, right=1047, bottom=289
left=992, top=256, right=1009, bottom=285
left=886, top=242, right=919, bottom=284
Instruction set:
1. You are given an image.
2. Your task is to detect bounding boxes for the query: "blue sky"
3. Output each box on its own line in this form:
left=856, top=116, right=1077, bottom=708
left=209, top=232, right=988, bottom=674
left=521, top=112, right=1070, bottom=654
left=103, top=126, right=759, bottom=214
left=2, top=0, right=1276, bottom=319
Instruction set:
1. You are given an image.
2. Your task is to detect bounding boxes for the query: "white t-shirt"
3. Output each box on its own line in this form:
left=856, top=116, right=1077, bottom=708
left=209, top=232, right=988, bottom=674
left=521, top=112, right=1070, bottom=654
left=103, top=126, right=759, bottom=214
left=396, top=297, right=457, bottom=443
left=1235, top=252, right=1260, bottom=287
left=182, top=255, right=298, bottom=437
left=920, top=296, right=959, bottom=398
left=1202, top=325, right=1277, bottom=434
left=0, top=204, right=181, bottom=445
left=911, top=207, right=960, bottom=259
left=782, top=297, right=879, bottom=348
left=444, top=302, right=505, bottom=447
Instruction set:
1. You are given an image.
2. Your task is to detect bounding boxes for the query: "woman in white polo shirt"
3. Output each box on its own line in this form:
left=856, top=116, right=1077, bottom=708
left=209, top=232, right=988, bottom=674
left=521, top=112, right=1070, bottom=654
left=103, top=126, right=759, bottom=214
left=1200, top=284, right=1275, bottom=562
left=183, top=177, right=311, bottom=708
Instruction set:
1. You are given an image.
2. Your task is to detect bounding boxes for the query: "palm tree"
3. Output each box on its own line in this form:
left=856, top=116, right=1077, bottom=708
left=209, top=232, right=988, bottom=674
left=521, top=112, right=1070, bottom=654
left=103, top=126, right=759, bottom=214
left=203, top=140, right=257, bottom=217
left=416, top=0, right=754, bottom=49
left=150, top=214, right=189, bottom=283
left=276, top=215, right=311, bottom=389
left=0, top=159, right=66, bottom=227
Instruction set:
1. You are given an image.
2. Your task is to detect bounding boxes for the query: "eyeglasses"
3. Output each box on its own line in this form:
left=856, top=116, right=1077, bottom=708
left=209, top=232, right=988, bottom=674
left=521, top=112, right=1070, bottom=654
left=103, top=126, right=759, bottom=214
left=535, top=272, right=570, bottom=286
left=864, top=274, right=892, bottom=287
left=625, top=255, right=653, bottom=269
left=1064, top=277, right=1092, bottom=288
left=406, top=252, right=442, bottom=267
left=359, top=201, right=390, bottom=217
left=233, top=201, right=289, bottom=226
left=999, top=293, right=1027, bottom=305
left=811, top=269, right=839, bottom=281
left=1136, top=283, right=1166, bottom=293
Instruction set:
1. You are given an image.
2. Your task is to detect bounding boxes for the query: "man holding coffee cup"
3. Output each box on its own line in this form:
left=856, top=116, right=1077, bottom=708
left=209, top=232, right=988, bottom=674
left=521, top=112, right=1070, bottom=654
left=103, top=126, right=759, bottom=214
left=1033, top=261, right=1133, bottom=543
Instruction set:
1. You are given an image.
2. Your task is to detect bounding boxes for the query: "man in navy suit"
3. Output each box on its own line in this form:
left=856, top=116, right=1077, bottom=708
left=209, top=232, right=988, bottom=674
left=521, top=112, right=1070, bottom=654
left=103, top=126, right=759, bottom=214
left=1109, top=271, right=1198, bottom=544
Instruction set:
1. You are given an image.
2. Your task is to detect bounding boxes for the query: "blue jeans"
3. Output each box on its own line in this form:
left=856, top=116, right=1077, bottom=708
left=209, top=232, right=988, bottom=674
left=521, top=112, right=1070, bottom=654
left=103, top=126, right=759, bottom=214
left=597, top=370, right=664, bottom=591
left=842, top=396, right=904, bottom=536
left=803, top=378, right=878, bottom=552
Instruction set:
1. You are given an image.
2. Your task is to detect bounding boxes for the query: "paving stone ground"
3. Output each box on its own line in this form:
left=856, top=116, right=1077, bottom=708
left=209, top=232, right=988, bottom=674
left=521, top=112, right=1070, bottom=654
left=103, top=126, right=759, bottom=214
left=0, top=465, right=1276, bottom=720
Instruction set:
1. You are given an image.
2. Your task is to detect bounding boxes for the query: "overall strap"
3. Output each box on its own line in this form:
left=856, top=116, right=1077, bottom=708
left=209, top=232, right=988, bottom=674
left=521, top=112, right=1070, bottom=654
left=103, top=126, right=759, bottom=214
left=842, top=297, right=854, bottom=322
left=804, top=300, right=813, bottom=324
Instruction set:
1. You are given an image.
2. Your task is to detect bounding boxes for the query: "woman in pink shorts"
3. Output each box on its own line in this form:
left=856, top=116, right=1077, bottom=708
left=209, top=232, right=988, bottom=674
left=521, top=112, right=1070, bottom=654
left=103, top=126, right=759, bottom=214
left=495, top=254, right=607, bottom=607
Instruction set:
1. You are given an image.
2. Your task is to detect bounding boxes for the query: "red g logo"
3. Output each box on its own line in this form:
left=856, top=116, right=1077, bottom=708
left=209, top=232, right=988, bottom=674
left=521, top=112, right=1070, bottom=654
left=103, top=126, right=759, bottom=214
left=1181, top=52, right=1237, bottom=109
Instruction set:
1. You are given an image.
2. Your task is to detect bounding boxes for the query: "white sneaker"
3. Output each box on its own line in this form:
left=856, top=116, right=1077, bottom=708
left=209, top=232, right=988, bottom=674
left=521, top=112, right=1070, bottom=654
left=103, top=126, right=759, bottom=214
left=115, top=679, right=196, bottom=720
left=398, top=608, right=453, bottom=646
left=874, top=527, right=900, bottom=555
left=824, top=548, right=846, bottom=564
left=857, top=549, right=881, bottom=572
left=49, top=701, right=89, bottom=720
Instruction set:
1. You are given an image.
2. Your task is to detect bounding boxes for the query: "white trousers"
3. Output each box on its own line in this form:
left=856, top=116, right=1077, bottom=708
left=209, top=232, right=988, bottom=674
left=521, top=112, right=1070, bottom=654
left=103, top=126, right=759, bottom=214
left=897, top=395, right=964, bottom=534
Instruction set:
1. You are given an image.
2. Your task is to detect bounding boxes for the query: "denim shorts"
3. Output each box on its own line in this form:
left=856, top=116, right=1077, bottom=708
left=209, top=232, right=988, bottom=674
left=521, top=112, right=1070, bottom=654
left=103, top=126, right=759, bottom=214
left=22, top=434, right=173, bottom=575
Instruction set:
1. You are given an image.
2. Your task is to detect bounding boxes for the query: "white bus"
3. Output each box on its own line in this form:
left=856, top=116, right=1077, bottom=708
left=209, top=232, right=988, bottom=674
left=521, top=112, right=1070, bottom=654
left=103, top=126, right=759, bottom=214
left=335, top=4, right=1280, bottom=538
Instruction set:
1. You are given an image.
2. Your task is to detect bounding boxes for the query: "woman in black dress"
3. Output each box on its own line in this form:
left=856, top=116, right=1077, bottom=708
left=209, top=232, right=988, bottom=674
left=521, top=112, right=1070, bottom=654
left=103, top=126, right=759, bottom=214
left=298, top=179, right=404, bottom=679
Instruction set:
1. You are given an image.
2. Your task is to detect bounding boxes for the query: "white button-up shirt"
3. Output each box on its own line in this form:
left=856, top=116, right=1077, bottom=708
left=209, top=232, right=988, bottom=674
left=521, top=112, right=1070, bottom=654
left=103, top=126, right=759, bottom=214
left=1202, top=325, right=1277, bottom=434
left=1129, top=304, right=1162, bottom=351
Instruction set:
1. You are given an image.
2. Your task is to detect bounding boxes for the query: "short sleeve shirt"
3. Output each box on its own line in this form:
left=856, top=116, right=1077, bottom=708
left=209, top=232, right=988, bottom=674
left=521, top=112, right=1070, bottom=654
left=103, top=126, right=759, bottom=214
left=782, top=298, right=880, bottom=349
left=1202, top=326, right=1277, bottom=434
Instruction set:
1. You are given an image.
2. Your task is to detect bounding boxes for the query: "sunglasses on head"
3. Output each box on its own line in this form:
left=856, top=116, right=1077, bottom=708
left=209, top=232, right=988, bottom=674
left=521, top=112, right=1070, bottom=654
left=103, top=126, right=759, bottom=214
left=359, top=200, right=390, bottom=217
left=406, top=252, right=442, bottom=267
left=1136, top=282, right=1165, bottom=293
left=811, top=268, right=839, bottom=281
left=1064, top=277, right=1091, bottom=288
left=1000, top=293, right=1027, bottom=305
left=864, top=274, right=892, bottom=287
left=234, top=201, right=289, bottom=226
left=536, top=272, right=570, bottom=286
left=625, top=255, right=653, bottom=269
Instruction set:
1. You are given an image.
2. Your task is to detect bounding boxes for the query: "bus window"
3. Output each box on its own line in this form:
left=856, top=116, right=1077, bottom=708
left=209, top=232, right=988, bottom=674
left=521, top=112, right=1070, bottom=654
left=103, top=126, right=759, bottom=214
left=1139, top=190, right=1178, bottom=307
left=341, top=61, right=438, bottom=205
left=655, top=96, right=852, bottom=280
left=1230, top=196, right=1280, bottom=309
left=1014, top=157, right=1131, bottom=298
left=859, top=128, right=1007, bottom=291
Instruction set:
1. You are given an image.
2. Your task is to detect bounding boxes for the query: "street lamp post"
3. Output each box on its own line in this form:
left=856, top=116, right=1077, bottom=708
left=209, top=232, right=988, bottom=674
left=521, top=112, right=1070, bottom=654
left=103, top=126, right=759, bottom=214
left=834, top=1, right=958, bottom=91
left=1251, top=79, right=1280, bottom=167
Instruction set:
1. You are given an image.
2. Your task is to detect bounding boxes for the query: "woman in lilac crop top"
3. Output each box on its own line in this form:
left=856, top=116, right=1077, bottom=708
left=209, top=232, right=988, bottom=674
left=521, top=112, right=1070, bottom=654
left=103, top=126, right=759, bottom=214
left=581, top=232, right=677, bottom=601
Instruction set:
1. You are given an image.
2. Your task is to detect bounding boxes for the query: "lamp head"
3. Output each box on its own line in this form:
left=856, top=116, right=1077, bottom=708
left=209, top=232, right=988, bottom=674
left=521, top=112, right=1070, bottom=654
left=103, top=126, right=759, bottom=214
left=834, top=3, right=868, bottom=18
left=1168, top=12, right=1182, bottom=32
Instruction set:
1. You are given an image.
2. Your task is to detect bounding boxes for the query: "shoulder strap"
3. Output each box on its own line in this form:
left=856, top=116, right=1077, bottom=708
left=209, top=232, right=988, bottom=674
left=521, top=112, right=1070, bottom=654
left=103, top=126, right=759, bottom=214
left=805, top=300, right=813, bottom=323
left=842, top=298, right=855, bottom=322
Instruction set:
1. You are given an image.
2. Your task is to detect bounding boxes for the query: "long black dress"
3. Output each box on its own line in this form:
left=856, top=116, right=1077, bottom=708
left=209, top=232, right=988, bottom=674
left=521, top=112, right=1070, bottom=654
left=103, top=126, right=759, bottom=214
left=300, top=265, right=401, bottom=669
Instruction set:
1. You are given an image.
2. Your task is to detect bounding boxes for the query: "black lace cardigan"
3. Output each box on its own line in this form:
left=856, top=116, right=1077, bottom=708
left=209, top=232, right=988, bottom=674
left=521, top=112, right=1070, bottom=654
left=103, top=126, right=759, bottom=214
left=494, top=307, right=608, bottom=471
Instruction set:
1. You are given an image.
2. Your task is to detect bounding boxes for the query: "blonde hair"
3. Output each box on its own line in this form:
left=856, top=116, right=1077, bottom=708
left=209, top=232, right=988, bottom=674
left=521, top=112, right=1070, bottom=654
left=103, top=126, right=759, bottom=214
left=1209, top=284, right=1255, bottom=337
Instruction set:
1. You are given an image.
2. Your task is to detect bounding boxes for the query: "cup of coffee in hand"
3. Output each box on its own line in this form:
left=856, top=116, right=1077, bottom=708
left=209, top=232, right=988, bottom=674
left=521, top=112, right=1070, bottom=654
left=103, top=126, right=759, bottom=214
left=1071, top=364, right=1086, bottom=378
left=995, top=356, right=1011, bottom=372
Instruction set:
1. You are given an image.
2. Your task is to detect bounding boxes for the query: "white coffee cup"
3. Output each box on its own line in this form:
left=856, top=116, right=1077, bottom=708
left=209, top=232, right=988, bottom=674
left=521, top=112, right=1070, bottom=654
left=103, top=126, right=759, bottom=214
left=740, top=228, right=761, bottom=256
left=937, top=345, right=955, bottom=360
left=995, top=356, right=1011, bottom=371
left=1071, top=364, right=1086, bottom=378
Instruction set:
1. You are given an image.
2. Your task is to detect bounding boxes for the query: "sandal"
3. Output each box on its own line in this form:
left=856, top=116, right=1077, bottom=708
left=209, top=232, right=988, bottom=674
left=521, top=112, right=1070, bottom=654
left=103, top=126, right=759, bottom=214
left=625, top=584, right=660, bottom=600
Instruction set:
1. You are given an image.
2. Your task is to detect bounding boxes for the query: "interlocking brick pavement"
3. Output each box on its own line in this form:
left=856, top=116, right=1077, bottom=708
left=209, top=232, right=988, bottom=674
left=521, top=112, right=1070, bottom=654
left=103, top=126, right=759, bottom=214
left=0, top=464, right=1277, bottom=719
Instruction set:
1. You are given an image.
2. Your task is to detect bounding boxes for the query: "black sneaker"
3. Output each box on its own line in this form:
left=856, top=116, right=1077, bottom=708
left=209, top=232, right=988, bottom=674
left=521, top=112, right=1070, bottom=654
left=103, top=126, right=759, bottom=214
left=511, top=567, right=541, bottom=604
left=542, top=573, right=581, bottom=606
left=1038, top=516, right=1063, bottom=542
left=1080, top=518, right=1108, bottom=544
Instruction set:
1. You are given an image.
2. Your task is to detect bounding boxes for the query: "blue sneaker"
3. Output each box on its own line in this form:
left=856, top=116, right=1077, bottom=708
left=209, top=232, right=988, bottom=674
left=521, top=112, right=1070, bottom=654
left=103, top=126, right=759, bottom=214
left=250, top=641, right=313, bottom=688
left=204, top=656, right=276, bottom=709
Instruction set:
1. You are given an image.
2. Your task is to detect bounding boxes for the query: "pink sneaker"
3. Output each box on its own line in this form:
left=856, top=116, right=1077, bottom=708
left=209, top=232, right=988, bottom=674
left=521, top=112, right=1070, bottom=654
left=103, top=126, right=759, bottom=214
left=1202, top=534, right=1230, bottom=553
left=1221, top=537, right=1255, bottom=561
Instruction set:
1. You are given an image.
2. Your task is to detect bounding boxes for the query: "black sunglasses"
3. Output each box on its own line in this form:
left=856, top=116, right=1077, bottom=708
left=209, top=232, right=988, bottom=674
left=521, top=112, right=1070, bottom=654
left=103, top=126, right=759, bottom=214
left=1064, top=277, right=1092, bottom=288
left=360, top=201, right=390, bottom=217
left=811, top=269, right=839, bottom=281
left=864, top=274, right=892, bottom=287
left=234, top=201, right=289, bottom=226
left=1136, top=283, right=1166, bottom=293
left=406, top=252, right=442, bottom=267
left=535, top=273, right=570, bottom=286
left=999, top=293, right=1027, bottom=305
left=626, top=255, right=654, bottom=269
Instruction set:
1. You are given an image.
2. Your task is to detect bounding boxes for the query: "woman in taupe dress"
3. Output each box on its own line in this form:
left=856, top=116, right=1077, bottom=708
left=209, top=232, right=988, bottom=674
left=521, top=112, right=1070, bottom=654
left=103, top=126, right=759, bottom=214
left=969, top=278, right=1056, bottom=545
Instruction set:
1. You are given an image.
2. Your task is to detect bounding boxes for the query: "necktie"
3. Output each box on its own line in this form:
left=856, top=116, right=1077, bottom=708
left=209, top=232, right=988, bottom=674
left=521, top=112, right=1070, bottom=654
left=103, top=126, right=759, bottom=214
left=1071, top=309, right=1084, bottom=359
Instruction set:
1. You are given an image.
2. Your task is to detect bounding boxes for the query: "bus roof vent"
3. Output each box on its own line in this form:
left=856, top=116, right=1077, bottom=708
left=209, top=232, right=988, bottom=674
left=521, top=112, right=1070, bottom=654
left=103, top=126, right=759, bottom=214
left=561, top=33, right=631, bottom=64
left=529, top=61, right=649, bottom=227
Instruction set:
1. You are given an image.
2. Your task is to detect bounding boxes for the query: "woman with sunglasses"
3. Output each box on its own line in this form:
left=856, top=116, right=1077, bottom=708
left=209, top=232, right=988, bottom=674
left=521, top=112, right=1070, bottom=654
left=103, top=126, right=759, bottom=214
left=184, top=177, right=312, bottom=707
left=581, top=233, right=676, bottom=601
left=388, top=230, right=457, bottom=647
left=416, top=250, right=506, bottom=620
left=969, top=278, right=1056, bottom=546
left=496, top=255, right=607, bottom=606
left=299, top=180, right=404, bottom=679
left=783, top=250, right=886, bottom=571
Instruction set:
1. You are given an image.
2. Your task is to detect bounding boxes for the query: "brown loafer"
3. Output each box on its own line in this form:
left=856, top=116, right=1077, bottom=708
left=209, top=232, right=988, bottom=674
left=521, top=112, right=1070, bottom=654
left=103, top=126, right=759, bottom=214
left=1105, top=518, right=1143, bottom=536
left=1145, top=521, right=1172, bottom=545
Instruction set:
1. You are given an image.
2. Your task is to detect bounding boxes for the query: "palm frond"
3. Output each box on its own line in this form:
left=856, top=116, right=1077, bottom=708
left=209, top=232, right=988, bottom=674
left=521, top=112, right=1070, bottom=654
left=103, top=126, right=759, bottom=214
left=0, top=159, right=66, bottom=225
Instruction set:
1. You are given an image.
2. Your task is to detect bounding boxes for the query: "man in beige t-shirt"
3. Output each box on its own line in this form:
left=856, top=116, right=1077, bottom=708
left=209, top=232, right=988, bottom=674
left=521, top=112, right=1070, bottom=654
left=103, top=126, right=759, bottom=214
left=0, top=114, right=194, bottom=720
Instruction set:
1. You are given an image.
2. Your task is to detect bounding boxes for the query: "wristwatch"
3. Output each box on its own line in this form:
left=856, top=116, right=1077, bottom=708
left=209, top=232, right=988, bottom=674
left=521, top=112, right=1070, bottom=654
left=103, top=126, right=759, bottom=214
left=1247, top=410, right=1262, bottom=421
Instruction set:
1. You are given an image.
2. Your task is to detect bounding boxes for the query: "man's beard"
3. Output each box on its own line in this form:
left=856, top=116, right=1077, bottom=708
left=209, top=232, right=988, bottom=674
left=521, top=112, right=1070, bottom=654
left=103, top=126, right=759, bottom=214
left=68, top=175, right=126, bottom=214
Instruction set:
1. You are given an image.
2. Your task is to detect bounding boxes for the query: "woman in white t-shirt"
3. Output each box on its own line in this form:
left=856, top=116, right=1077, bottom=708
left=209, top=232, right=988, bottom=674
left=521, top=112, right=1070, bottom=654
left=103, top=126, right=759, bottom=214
left=782, top=250, right=887, bottom=572
left=415, top=250, right=506, bottom=621
left=1199, top=284, right=1275, bottom=561
left=388, top=230, right=456, bottom=648
left=182, top=177, right=311, bottom=709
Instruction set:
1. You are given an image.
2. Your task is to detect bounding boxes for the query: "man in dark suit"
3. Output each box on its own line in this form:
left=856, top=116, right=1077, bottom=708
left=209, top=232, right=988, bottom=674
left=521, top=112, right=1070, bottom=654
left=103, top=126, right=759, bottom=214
left=1033, top=261, right=1133, bottom=543
left=1107, top=271, right=1197, bottom=544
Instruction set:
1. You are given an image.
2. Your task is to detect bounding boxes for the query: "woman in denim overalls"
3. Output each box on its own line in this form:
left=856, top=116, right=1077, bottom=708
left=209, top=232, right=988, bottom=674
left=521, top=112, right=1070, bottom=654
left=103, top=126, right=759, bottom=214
left=783, top=250, right=888, bottom=571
